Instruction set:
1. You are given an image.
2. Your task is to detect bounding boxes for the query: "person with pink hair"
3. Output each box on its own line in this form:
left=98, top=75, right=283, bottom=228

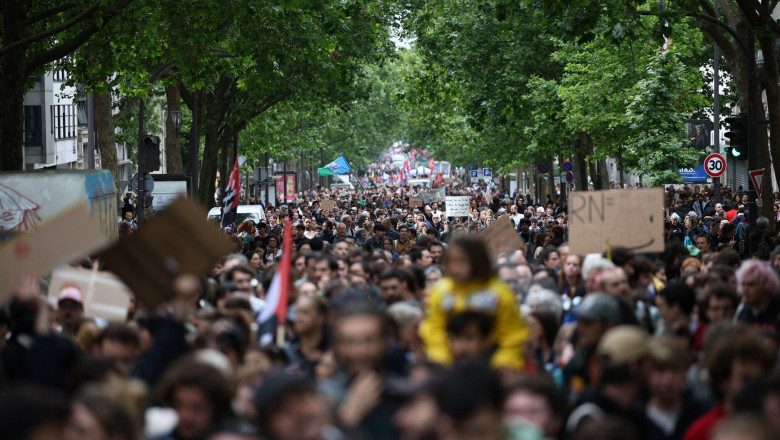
left=735, top=260, right=780, bottom=331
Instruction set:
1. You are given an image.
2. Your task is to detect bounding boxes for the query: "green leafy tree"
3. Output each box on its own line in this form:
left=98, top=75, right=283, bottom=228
left=0, top=0, right=133, bottom=170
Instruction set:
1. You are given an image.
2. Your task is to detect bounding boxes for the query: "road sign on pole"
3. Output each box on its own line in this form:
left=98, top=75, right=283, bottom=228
left=749, top=169, right=765, bottom=198
left=704, top=153, right=726, bottom=178
left=483, top=168, right=492, bottom=177
left=537, top=162, right=551, bottom=174
left=470, top=170, right=478, bottom=178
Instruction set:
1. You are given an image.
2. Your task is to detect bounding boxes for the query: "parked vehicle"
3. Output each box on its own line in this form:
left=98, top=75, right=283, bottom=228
left=207, top=204, right=266, bottom=225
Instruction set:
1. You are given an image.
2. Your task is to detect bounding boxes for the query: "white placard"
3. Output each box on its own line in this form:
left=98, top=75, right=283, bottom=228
left=446, top=196, right=470, bottom=218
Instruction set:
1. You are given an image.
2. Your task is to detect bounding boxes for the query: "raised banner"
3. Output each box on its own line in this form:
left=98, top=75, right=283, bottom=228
left=49, top=266, right=131, bottom=322
left=480, top=216, right=526, bottom=261
left=445, top=196, right=470, bottom=218
left=422, top=187, right=446, bottom=204
left=0, top=204, right=106, bottom=303
left=568, top=188, right=664, bottom=255
left=319, top=199, right=337, bottom=211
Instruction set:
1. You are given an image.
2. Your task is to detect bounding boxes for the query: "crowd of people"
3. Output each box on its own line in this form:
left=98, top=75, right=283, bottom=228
left=5, top=175, right=780, bottom=440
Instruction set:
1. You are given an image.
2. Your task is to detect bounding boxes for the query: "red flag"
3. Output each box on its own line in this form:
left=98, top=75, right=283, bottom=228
left=221, top=156, right=240, bottom=226
left=257, top=218, right=293, bottom=343
left=433, top=173, right=444, bottom=187
left=276, top=218, right=293, bottom=322
left=404, top=161, right=410, bottom=174
left=428, top=158, right=435, bottom=175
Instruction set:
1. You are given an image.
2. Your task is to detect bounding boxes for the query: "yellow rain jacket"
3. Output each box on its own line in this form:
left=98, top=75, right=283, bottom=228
left=419, top=277, right=528, bottom=370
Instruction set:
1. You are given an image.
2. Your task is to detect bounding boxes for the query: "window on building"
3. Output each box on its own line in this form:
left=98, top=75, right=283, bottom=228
left=23, top=106, right=42, bottom=146
left=53, top=69, right=68, bottom=82
left=52, top=104, right=77, bottom=140
left=52, top=56, right=72, bottom=82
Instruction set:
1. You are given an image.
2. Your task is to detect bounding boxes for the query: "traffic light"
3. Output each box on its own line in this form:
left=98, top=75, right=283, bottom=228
left=724, top=113, right=748, bottom=160
left=142, top=135, right=161, bottom=171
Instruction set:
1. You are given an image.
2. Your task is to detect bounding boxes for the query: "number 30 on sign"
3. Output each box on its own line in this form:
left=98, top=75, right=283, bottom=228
left=704, top=153, right=726, bottom=178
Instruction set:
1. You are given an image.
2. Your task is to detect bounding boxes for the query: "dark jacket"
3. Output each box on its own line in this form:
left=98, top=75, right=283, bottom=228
left=641, top=397, right=711, bottom=440
left=566, top=387, right=650, bottom=440
left=736, top=295, right=780, bottom=332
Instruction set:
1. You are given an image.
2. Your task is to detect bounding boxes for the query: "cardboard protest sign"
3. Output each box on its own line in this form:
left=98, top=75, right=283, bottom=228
left=0, top=204, right=107, bottom=303
left=568, top=188, right=664, bottom=255
left=446, top=196, right=470, bottom=218
left=98, top=197, right=234, bottom=308
left=408, top=195, right=423, bottom=208
left=422, top=187, right=445, bottom=204
left=319, top=199, right=337, bottom=211
left=49, top=266, right=131, bottom=322
left=480, top=216, right=526, bottom=261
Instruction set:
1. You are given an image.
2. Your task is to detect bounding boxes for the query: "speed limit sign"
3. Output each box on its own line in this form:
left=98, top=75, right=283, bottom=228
left=704, top=153, right=726, bottom=177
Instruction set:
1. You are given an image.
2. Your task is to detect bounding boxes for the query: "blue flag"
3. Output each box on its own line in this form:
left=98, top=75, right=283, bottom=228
left=318, top=155, right=352, bottom=176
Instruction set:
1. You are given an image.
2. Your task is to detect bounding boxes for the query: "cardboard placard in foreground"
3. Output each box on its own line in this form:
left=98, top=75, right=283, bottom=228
left=0, top=204, right=107, bottom=303
left=568, top=188, right=664, bottom=255
left=446, top=196, right=470, bottom=218
left=319, top=199, right=337, bottom=211
left=98, top=197, right=234, bottom=308
left=480, top=216, right=526, bottom=261
left=408, top=195, right=423, bottom=208
left=49, top=266, right=131, bottom=322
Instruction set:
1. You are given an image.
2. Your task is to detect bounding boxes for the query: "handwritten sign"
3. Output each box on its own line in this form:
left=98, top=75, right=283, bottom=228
left=422, top=187, right=445, bottom=204
left=568, top=188, right=664, bottom=255
left=480, top=216, right=526, bottom=261
left=49, top=266, right=131, bottom=322
left=446, top=196, right=470, bottom=218
left=409, top=195, right=423, bottom=208
left=320, top=199, right=337, bottom=211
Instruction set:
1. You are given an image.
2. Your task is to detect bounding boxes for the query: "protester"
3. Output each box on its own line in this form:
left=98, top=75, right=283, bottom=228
left=7, top=153, right=780, bottom=440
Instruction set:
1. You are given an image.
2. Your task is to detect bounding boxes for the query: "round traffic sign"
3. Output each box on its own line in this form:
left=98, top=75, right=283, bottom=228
left=704, top=153, right=726, bottom=177
left=561, top=160, right=573, bottom=172
left=565, top=171, right=574, bottom=183
left=537, top=162, right=552, bottom=174
left=130, top=173, right=154, bottom=193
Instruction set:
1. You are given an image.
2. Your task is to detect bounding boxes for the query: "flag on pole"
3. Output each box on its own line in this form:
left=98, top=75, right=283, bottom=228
left=660, top=0, right=671, bottom=52
left=221, top=156, right=240, bottom=227
left=428, top=158, right=435, bottom=175
left=433, top=173, right=444, bottom=187
left=257, top=218, right=293, bottom=346
left=317, top=155, right=352, bottom=176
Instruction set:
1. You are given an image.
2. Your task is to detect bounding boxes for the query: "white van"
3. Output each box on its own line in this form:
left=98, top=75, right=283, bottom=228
left=207, top=204, right=266, bottom=225
left=408, top=178, right=432, bottom=188
left=330, top=174, right=355, bottom=190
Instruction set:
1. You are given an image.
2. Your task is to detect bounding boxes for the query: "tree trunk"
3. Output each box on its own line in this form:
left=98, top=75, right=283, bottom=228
left=546, top=168, right=555, bottom=204
left=587, top=160, right=598, bottom=190
left=199, top=128, right=219, bottom=207
left=0, top=55, right=27, bottom=170
left=217, top=133, right=231, bottom=209
left=617, top=153, right=626, bottom=188
left=93, top=89, right=119, bottom=192
left=754, top=81, right=774, bottom=223
left=597, top=159, right=609, bottom=190
left=759, top=34, right=780, bottom=230
left=574, top=133, right=589, bottom=192
left=559, top=154, right=568, bottom=204
left=165, top=84, right=183, bottom=173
